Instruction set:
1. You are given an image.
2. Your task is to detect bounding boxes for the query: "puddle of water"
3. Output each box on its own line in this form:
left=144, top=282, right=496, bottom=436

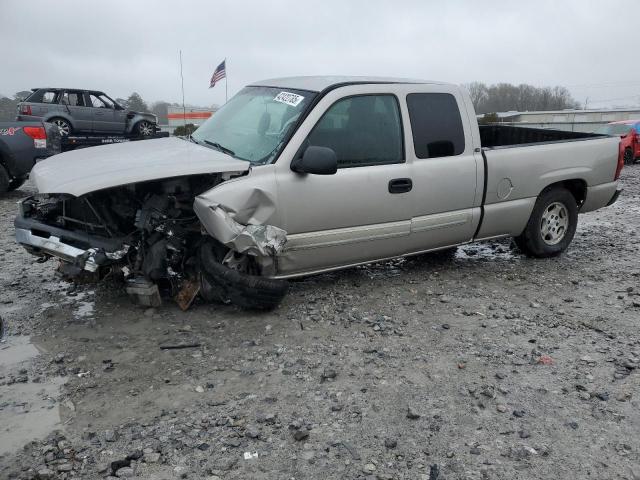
left=72, top=290, right=95, bottom=320
left=0, top=336, right=65, bottom=456
left=0, top=377, right=65, bottom=456
left=0, top=335, right=41, bottom=366
left=359, top=258, right=407, bottom=279
left=456, top=241, right=517, bottom=261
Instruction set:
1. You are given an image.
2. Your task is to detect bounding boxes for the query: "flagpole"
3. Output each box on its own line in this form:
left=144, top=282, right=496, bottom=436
left=179, top=50, right=186, bottom=131
left=225, top=58, right=228, bottom=103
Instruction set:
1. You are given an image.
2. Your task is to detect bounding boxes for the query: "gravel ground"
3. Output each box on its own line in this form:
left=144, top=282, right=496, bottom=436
left=0, top=168, right=639, bottom=480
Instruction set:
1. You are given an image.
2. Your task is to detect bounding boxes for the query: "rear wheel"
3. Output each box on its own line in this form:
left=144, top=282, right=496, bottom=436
left=0, top=165, right=10, bottom=194
left=50, top=118, right=72, bottom=136
left=134, top=121, right=154, bottom=137
left=623, top=148, right=634, bottom=165
left=199, top=238, right=288, bottom=310
left=514, top=187, right=578, bottom=258
left=7, top=177, right=26, bottom=192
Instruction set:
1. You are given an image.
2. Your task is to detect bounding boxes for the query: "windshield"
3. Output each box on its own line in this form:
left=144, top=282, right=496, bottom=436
left=191, top=86, right=316, bottom=165
left=596, top=124, right=633, bottom=136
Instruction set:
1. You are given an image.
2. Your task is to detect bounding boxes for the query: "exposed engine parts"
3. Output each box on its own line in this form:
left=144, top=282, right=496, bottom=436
left=18, top=174, right=287, bottom=309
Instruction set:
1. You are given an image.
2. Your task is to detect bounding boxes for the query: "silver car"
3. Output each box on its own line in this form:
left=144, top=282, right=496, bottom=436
left=16, top=88, right=157, bottom=137
left=15, top=76, right=622, bottom=310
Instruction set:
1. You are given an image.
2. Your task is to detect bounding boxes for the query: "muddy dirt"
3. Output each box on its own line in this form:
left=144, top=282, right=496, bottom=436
left=0, top=169, right=639, bottom=480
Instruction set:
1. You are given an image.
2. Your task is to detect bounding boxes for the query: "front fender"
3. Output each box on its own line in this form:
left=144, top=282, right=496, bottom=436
left=125, top=114, right=156, bottom=133
left=193, top=165, right=287, bottom=258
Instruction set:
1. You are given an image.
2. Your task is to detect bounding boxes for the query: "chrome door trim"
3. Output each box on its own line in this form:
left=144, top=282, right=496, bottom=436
left=284, top=220, right=410, bottom=252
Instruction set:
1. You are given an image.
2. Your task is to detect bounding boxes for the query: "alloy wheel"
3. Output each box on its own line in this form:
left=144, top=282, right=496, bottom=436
left=52, top=119, right=70, bottom=136
left=139, top=121, right=153, bottom=136
left=540, top=201, right=569, bottom=245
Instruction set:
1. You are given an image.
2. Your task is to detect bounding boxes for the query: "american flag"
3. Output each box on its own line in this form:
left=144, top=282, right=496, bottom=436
left=209, top=60, right=226, bottom=88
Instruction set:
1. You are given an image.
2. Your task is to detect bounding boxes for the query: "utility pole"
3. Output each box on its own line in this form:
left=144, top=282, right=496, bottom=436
left=179, top=50, right=186, bottom=130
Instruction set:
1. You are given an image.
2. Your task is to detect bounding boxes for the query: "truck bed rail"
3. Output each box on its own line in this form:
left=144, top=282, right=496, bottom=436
left=480, top=124, right=607, bottom=149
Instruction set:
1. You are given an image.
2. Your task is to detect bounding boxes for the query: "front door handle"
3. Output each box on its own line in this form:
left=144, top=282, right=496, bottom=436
left=388, top=178, right=412, bottom=194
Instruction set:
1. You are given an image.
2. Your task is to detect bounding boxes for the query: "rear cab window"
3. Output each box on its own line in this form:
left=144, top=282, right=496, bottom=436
left=306, top=94, right=404, bottom=168
left=406, top=93, right=465, bottom=158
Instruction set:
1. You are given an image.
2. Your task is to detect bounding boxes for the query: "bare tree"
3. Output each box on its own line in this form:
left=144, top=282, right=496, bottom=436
left=463, top=82, right=579, bottom=114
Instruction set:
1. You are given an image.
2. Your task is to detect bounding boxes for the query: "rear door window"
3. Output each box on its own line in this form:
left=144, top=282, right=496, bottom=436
left=61, top=91, right=85, bottom=107
left=407, top=93, right=465, bottom=158
left=306, top=95, right=404, bottom=168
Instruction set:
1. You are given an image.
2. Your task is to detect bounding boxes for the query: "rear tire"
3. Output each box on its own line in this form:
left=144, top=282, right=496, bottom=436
left=7, top=177, right=26, bottom=192
left=0, top=165, right=10, bottom=194
left=50, top=118, right=72, bottom=136
left=623, top=148, right=634, bottom=165
left=199, top=239, right=288, bottom=310
left=513, top=187, right=578, bottom=258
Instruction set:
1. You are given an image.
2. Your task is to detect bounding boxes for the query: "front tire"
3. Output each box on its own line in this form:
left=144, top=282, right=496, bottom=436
left=134, top=121, right=154, bottom=137
left=514, top=187, right=578, bottom=258
left=50, top=118, right=72, bottom=136
left=199, top=239, right=288, bottom=310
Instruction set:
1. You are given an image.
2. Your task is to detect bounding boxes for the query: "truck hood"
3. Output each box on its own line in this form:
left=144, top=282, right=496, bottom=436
left=31, top=137, right=250, bottom=196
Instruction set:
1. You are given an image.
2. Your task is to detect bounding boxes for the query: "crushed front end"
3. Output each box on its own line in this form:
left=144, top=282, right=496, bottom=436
left=15, top=175, right=224, bottom=309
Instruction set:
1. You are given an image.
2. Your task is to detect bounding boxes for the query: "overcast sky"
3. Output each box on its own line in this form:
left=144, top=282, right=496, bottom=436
left=1, top=0, right=639, bottom=109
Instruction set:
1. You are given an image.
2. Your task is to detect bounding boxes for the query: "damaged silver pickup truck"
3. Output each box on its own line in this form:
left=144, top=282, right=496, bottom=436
left=15, top=76, right=623, bottom=309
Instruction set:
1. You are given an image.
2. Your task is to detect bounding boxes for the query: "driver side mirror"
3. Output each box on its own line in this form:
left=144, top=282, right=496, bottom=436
left=291, top=146, right=338, bottom=175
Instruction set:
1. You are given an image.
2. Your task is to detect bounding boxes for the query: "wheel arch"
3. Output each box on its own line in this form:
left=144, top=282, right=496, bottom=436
left=539, top=178, right=587, bottom=208
left=45, top=114, right=76, bottom=130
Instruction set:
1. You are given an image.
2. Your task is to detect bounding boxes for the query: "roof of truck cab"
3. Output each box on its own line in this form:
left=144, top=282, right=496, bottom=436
left=249, top=76, right=448, bottom=92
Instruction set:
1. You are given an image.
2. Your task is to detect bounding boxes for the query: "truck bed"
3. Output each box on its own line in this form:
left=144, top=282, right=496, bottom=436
left=479, top=125, right=606, bottom=149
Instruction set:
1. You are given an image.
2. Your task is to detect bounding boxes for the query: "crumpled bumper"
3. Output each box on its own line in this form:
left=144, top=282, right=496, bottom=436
left=14, top=215, right=128, bottom=273
left=15, top=227, right=100, bottom=272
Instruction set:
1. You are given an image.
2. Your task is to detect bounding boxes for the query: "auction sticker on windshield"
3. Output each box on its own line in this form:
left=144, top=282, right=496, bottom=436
left=274, top=91, right=305, bottom=107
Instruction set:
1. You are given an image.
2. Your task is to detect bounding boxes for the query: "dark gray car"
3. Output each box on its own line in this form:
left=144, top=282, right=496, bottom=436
left=16, top=88, right=157, bottom=137
left=0, top=121, right=61, bottom=193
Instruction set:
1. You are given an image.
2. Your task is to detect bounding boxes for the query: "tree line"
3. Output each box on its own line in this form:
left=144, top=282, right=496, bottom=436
left=464, top=82, right=580, bottom=114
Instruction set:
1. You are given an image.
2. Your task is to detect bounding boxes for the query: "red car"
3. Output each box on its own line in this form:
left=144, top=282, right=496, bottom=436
left=596, top=120, right=640, bottom=165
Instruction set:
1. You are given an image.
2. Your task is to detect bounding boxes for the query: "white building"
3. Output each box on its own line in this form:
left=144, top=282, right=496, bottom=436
left=165, top=106, right=216, bottom=134
left=488, top=108, right=640, bottom=133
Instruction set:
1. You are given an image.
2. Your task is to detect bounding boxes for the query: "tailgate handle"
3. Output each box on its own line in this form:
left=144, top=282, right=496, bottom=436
left=389, top=178, right=412, bottom=194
